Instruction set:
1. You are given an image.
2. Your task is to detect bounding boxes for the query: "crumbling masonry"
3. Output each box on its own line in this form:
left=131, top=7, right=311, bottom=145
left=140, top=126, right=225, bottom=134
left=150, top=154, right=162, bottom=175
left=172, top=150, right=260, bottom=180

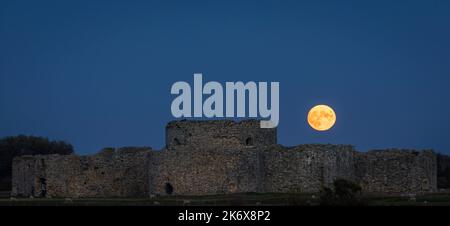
left=11, top=120, right=437, bottom=198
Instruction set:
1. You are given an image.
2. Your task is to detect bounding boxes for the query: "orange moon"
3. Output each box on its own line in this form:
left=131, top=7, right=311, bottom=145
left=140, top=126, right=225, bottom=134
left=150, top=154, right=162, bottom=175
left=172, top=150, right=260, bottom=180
left=307, top=105, right=336, bottom=131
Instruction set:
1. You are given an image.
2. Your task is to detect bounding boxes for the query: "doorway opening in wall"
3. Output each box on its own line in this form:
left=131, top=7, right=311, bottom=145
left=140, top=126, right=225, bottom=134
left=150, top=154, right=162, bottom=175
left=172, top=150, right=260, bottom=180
left=245, top=137, right=253, bottom=146
left=39, top=178, right=47, bottom=198
left=165, top=183, right=173, bottom=195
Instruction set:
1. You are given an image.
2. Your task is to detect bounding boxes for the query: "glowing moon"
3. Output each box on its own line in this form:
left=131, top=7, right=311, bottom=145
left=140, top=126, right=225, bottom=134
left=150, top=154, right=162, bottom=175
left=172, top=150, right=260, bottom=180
left=307, top=105, right=336, bottom=131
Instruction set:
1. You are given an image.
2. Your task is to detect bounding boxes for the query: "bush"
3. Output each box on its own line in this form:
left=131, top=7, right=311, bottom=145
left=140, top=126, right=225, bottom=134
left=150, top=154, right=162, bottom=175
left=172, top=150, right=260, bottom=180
left=319, top=187, right=336, bottom=206
left=319, top=179, right=364, bottom=206
left=0, top=135, right=74, bottom=190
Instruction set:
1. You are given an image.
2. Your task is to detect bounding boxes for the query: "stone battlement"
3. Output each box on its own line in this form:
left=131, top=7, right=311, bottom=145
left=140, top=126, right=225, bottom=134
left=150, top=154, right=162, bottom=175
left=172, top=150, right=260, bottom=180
left=11, top=120, right=437, bottom=198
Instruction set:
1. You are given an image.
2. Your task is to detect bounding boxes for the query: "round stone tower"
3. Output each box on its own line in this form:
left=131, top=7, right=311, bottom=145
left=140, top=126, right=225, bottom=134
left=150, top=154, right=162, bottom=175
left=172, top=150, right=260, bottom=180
left=165, top=120, right=277, bottom=150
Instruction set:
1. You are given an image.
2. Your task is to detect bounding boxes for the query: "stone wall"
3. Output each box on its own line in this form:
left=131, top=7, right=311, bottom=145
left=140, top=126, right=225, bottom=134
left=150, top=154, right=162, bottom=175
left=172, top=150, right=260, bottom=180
left=147, top=143, right=436, bottom=196
left=11, top=120, right=438, bottom=198
left=148, top=144, right=358, bottom=196
left=261, top=144, right=356, bottom=193
left=355, top=150, right=437, bottom=194
left=12, top=147, right=150, bottom=198
left=149, top=147, right=263, bottom=195
left=11, top=156, right=37, bottom=197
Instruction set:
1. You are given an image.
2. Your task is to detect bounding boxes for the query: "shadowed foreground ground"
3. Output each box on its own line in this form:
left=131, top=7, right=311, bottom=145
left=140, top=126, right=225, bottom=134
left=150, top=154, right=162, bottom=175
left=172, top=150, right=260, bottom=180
left=1, top=191, right=450, bottom=206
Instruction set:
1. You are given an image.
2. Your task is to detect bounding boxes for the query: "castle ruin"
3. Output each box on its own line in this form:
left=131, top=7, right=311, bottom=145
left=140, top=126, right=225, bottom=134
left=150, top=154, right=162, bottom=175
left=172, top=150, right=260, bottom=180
left=11, top=120, right=437, bottom=198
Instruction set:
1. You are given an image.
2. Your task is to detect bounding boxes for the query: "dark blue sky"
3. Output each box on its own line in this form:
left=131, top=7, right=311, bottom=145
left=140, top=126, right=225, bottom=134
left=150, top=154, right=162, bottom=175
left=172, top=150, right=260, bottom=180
left=1, top=0, right=450, bottom=154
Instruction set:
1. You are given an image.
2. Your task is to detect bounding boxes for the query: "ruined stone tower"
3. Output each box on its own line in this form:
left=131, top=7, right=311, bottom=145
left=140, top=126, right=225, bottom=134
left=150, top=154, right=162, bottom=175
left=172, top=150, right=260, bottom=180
left=165, top=120, right=277, bottom=149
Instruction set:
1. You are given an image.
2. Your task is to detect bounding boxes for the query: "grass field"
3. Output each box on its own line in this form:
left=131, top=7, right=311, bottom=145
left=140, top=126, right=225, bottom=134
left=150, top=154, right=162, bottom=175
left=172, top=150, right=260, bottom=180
left=1, top=191, right=450, bottom=206
left=0, top=192, right=450, bottom=206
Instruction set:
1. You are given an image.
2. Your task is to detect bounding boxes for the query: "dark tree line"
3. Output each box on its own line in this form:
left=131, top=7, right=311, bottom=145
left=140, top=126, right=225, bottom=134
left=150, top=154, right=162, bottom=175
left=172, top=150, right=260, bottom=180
left=0, top=135, right=74, bottom=191
left=438, top=153, right=450, bottom=189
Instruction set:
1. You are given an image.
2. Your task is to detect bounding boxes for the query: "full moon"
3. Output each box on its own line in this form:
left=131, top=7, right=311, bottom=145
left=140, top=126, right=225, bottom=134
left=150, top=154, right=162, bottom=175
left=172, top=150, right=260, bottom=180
left=307, top=105, right=336, bottom=131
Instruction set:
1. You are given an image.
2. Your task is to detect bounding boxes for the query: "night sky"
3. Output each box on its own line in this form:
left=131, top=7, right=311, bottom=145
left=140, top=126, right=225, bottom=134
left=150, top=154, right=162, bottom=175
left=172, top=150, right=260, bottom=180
left=1, top=1, right=449, bottom=154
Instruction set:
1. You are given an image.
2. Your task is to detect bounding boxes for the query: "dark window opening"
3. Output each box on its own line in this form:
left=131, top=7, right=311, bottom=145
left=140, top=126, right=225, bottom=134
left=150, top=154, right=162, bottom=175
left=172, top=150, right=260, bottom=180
left=39, top=178, right=47, bottom=198
left=245, top=137, right=254, bottom=146
left=165, top=183, right=174, bottom=195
